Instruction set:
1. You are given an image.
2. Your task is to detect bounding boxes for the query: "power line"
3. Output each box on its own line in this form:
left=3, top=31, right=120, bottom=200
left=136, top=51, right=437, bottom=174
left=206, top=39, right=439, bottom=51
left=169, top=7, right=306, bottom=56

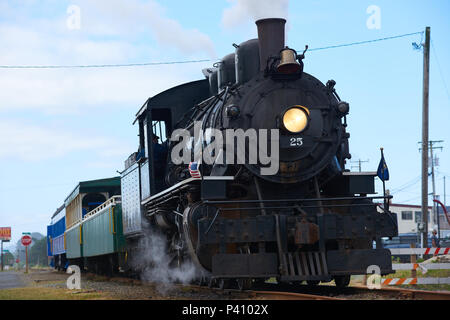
left=390, top=175, right=421, bottom=194
left=307, top=31, right=423, bottom=52
left=397, top=190, right=421, bottom=195
left=431, top=40, right=450, bottom=104
left=400, top=195, right=422, bottom=204
left=392, top=179, right=421, bottom=194
left=0, top=59, right=213, bottom=69
left=0, top=31, right=424, bottom=69
left=391, top=175, right=420, bottom=192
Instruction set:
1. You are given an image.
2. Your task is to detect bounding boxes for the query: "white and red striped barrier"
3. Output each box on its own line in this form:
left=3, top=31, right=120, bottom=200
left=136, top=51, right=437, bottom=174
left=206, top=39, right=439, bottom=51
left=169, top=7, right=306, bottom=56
left=382, top=277, right=450, bottom=285
left=383, top=247, right=450, bottom=286
left=392, top=263, right=450, bottom=272
left=388, top=247, right=449, bottom=255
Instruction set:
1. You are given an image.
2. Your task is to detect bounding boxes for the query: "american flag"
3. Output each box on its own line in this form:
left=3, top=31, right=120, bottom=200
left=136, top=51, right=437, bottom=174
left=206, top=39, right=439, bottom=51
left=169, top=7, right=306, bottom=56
left=189, top=161, right=202, bottom=179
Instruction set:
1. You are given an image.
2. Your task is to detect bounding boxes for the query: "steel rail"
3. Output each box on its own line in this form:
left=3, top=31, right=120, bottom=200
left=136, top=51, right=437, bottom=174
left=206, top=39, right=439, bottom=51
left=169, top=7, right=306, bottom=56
left=248, top=290, right=343, bottom=300
left=189, top=284, right=345, bottom=300
left=250, top=282, right=450, bottom=300
left=350, top=284, right=450, bottom=300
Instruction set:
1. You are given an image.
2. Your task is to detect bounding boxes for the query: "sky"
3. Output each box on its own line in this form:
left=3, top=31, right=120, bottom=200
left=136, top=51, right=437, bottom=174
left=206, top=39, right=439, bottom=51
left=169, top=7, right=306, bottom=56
left=0, top=0, right=449, bottom=251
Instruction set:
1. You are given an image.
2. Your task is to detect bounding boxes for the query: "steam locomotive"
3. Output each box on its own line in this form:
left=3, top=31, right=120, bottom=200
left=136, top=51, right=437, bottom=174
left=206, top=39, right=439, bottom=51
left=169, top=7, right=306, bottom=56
left=49, top=18, right=398, bottom=289
left=121, top=18, right=398, bottom=289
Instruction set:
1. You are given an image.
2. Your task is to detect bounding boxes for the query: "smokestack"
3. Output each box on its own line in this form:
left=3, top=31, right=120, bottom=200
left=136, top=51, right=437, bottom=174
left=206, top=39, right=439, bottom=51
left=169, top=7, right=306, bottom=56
left=255, top=18, right=286, bottom=71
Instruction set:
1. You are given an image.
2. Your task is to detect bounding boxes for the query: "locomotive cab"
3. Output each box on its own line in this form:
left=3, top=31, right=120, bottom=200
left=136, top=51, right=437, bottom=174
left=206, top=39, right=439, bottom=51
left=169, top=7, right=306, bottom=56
left=120, top=80, right=211, bottom=238
left=134, top=80, right=210, bottom=198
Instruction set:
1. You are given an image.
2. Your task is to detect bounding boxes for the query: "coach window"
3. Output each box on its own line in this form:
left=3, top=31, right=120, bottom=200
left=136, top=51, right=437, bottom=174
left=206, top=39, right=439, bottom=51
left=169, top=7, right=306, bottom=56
left=82, top=193, right=106, bottom=216
left=401, top=211, right=413, bottom=221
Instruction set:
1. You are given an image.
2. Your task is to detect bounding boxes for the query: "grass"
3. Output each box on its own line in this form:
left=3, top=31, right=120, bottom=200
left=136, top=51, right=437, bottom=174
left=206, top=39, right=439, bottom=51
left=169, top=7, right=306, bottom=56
left=0, top=287, right=112, bottom=300
left=30, top=265, right=52, bottom=270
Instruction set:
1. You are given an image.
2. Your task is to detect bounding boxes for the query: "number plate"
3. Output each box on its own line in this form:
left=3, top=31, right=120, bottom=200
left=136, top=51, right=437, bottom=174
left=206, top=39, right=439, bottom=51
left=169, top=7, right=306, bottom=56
left=280, top=136, right=304, bottom=148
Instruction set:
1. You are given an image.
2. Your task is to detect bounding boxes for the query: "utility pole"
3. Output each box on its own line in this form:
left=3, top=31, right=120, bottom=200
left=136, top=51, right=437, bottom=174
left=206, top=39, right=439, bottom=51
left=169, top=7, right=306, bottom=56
left=421, top=26, right=430, bottom=248
left=419, top=139, right=444, bottom=240
left=351, top=159, right=369, bottom=172
left=429, top=141, right=443, bottom=231
left=444, top=176, right=446, bottom=207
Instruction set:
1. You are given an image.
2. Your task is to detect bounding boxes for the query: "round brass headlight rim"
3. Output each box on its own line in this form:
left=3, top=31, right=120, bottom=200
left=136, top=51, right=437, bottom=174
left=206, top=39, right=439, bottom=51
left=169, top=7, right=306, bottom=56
left=282, top=105, right=310, bottom=133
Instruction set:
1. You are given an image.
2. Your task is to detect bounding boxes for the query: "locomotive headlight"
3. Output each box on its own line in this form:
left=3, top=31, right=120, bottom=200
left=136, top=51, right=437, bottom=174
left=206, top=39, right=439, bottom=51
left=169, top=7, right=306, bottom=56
left=282, top=106, right=309, bottom=133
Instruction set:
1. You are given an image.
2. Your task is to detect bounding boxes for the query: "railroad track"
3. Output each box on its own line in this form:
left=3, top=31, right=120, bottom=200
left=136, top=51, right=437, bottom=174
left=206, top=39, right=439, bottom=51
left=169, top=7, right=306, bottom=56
left=188, top=280, right=449, bottom=300
left=179, top=283, right=341, bottom=300
left=250, top=282, right=450, bottom=300
left=348, top=284, right=450, bottom=300
left=76, top=271, right=450, bottom=300
left=248, top=290, right=343, bottom=300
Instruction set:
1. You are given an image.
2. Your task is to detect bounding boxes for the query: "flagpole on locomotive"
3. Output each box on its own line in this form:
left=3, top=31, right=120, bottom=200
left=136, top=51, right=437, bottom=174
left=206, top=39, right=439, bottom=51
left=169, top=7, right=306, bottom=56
left=378, top=147, right=390, bottom=211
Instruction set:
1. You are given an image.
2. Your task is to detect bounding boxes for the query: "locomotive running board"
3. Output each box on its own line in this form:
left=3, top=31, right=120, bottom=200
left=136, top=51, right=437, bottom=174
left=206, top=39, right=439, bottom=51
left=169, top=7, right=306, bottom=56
left=141, top=176, right=234, bottom=206
left=280, top=252, right=330, bottom=281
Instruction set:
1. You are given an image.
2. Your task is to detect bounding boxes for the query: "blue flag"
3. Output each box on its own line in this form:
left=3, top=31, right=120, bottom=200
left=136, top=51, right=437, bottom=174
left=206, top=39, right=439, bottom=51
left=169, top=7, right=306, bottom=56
left=377, top=153, right=389, bottom=181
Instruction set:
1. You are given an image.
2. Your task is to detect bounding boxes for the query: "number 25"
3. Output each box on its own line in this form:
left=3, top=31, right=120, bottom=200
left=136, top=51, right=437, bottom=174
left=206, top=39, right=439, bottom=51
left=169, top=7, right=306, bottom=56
left=290, top=137, right=303, bottom=147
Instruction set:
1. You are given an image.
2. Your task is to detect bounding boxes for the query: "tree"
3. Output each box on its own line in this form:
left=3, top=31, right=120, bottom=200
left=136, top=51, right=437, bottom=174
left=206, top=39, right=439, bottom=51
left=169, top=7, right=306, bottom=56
left=29, top=237, right=48, bottom=267
left=1, top=251, right=14, bottom=266
left=13, top=233, right=48, bottom=267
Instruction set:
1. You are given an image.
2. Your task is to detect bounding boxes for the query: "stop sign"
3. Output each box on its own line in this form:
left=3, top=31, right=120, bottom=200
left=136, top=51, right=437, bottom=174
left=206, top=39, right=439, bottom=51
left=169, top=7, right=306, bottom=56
left=21, top=235, right=32, bottom=246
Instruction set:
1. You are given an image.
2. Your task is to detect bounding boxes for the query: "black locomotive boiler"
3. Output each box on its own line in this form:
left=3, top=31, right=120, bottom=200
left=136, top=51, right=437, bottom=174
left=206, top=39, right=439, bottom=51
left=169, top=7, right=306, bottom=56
left=120, top=18, right=398, bottom=289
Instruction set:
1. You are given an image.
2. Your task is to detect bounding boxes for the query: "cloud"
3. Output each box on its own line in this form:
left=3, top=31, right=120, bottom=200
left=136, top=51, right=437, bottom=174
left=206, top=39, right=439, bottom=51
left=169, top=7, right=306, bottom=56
left=222, top=0, right=289, bottom=29
left=0, top=120, right=131, bottom=162
left=0, top=1, right=215, bottom=114
left=0, top=0, right=218, bottom=251
left=73, top=0, right=216, bottom=57
left=0, top=0, right=215, bottom=58
left=0, top=65, right=201, bottom=114
left=0, top=30, right=210, bottom=114
left=84, top=161, right=120, bottom=169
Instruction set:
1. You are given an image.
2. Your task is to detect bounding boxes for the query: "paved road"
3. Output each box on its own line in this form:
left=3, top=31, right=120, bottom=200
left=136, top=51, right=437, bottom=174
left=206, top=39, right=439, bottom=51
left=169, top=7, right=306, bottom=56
left=0, top=271, right=25, bottom=289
